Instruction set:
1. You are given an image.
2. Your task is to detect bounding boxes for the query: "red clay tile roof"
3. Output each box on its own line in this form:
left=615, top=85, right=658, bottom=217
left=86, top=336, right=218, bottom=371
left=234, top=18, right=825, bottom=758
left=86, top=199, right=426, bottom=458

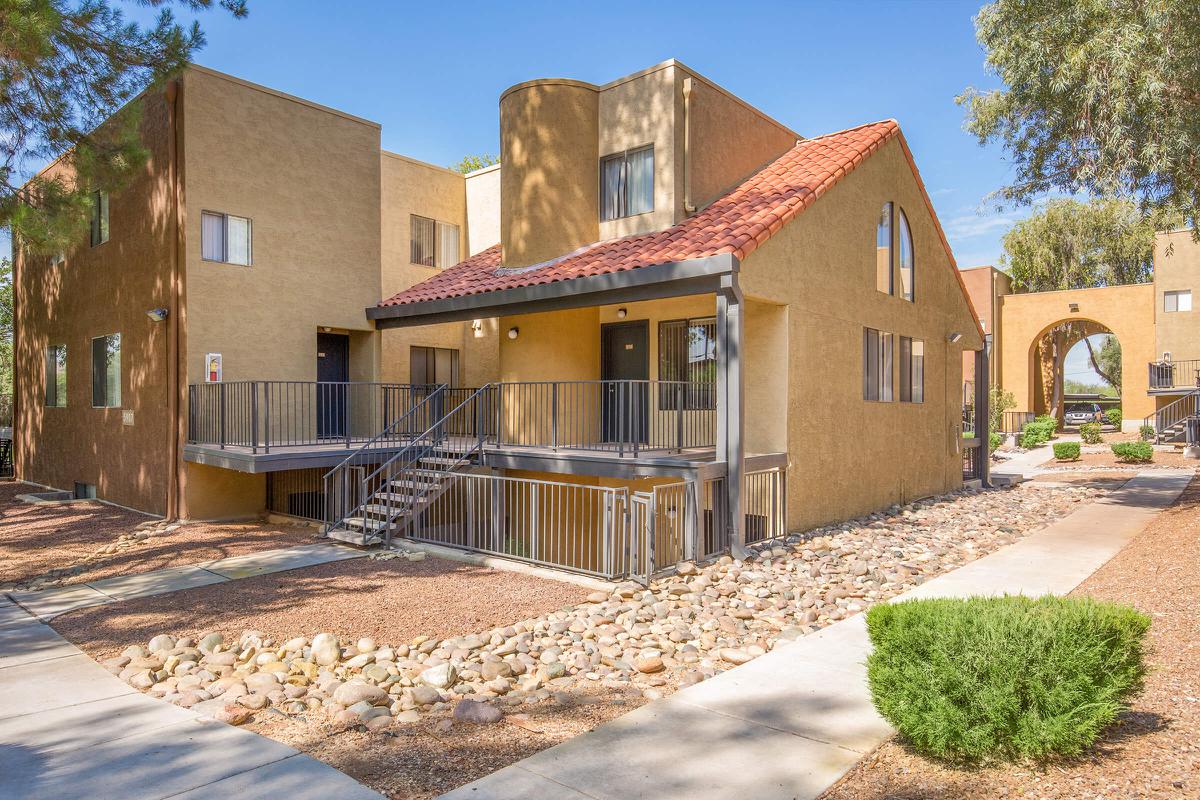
left=377, top=119, right=981, bottom=333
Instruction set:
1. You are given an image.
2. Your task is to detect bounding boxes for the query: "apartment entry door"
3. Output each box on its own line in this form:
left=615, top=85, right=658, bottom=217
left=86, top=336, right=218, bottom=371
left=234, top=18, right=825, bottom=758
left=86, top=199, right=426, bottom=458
left=601, top=320, right=649, bottom=444
left=317, top=332, right=349, bottom=440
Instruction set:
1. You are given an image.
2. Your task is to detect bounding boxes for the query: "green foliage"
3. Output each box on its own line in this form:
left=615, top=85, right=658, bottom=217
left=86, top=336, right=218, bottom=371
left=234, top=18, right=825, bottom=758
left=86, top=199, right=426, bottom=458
left=1, top=0, right=247, bottom=254
left=1020, top=420, right=1054, bottom=449
left=1139, top=424, right=1157, bottom=442
left=959, top=0, right=1197, bottom=230
left=989, top=431, right=1003, bottom=451
left=998, top=199, right=1158, bottom=293
left=1053, top=441, right=1081, bottom=461
left=1105, top=408, right=1123, bottom=428
left=1112, top=442, right=1154, bottom=463
left=1079, top=423, right=1103, bottom=444
left=1096, top=336, right=1122, bottom=392
left=988, top=387, right=1015, bottom=434
left=450, top=153, right=499, bottom=174
left=866, top=596, right=1150, bottom=763
left=1064, top=378, right=1118, bottom=397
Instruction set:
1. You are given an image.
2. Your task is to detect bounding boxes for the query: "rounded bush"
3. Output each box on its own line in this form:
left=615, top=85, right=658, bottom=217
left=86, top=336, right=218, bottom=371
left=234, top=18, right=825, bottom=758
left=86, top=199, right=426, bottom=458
left=1105, top=408, right=1123, bottom=428
left=1139, top=424, right=1156, bottom=442
left=865, top=596, right=1149, bottom=764
left=1112, top=441, right=1153, bottom=463
left=1053, top=441, right=1081, bottom=461
left=1079, top=423, right=1103, bottom=444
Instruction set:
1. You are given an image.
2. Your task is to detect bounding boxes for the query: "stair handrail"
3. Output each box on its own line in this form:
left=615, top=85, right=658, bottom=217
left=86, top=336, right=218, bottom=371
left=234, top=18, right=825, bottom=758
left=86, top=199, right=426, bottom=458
left=322, top=385, right=447, bottom=532
left=1143, top=387, right=1200, bottom=441
left=325, top=384, right=495, bottom=541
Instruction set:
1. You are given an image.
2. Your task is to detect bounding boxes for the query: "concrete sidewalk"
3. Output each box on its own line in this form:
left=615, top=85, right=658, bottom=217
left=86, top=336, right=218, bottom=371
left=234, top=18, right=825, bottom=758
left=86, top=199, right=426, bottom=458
left=6, top=542, right=365, bottom=621
left=442, top=472, right=1191, bottom=800
left=0, top=595, right=383, bottom=800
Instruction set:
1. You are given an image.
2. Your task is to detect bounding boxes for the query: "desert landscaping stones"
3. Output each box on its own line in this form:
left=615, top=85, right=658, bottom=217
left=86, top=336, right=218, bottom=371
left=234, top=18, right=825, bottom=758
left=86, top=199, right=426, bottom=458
left=99, top=483, right=1102, bottom=734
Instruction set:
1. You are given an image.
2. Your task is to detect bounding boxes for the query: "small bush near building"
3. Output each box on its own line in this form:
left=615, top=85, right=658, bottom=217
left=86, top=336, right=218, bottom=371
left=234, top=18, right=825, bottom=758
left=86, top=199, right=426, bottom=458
left=1140, top=424, right=1157, bottom=442
left=1053, top=441, right=1081, bottom=461
left=865, top=596, right=1150, bottom=764
left=989, top=431, right=1003, bottom=451
left=1079, top=423, right=1103, bottom=444
left=1105, top=408, right=1123, bottom=428
left=1113, top=441, right=1154, bottom=463
left=1020, top=418, right=1057, bottom=448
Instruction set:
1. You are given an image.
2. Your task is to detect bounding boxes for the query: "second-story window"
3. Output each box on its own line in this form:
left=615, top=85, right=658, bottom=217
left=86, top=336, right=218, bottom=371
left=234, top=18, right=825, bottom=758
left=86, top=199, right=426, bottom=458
left=201, top=211, right=252, bottom=265
left=90, top=190, right=109, bottom=246
left=91, top=333, right=121, bottom=408
left=45, top=345, right=67, bottom=407
left=1164, top=290, right=1192, bottom=313
left=601, top=145, right=654, bottom=221
left=411, top=215, right=460, bottom=268
left=876, top=202, right=892, bottom=294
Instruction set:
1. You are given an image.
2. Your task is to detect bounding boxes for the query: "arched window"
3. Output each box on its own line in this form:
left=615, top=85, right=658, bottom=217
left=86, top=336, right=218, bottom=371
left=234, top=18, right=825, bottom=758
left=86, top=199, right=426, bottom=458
left=898, top=208, right=914, bottom=301
left=876, top=202, right=893, bottom=294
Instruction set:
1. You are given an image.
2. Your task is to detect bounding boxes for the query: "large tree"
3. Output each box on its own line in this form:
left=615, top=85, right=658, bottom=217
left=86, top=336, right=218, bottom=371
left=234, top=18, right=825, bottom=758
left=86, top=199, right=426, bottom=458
left=960, top=0, right=1199, bottom=230
left=1, top=0, right=247, bottom=254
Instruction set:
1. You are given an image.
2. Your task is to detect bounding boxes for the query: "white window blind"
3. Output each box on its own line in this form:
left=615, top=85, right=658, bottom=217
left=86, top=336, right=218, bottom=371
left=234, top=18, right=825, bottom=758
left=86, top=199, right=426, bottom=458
left=411, top=215, right=436, bottom=266
left=202, top=211, right=251, bottom=265
left=201, top=212, right=225, bottom=261
left=437, top=221, right=460, bottom=268
left=1165, top=290, right=1192, bottom=313
left=600, top=145, right=655, bottom=221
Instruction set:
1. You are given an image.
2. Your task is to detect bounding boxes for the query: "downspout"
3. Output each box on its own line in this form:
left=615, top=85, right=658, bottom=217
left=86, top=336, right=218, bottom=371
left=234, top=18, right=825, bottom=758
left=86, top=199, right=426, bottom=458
left=682, top=77, right=696, bottom=215
left=164, top=79, right=183, bottom=520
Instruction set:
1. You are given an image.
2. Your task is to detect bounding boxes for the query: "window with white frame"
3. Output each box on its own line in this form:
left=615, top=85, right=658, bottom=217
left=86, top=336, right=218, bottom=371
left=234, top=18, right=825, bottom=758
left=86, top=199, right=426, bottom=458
left=876, top=202, right=893, bottom=294
left=90, top=190, right=109, bottom=246
left=600, top=145, right=654, bottom=221
left=1164, top=290, right=1192, bottom=313
left=91, top=333, right=121, bottom=408
left=863, top=327, right=894, bottom=402
left=201, top=211, right=252, bottom=265
left=898, top=208, right=914, bottom=301
left=411, top=215, right=460, bottom=268
left=45, top=345, right=66, bottom=407
left=900, top=336, right=924, bottom=403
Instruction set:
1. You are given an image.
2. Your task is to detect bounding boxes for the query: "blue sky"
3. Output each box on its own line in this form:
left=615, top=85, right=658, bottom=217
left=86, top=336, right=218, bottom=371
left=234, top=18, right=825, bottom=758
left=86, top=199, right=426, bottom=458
left=168, top=0, right=1024, bottom=267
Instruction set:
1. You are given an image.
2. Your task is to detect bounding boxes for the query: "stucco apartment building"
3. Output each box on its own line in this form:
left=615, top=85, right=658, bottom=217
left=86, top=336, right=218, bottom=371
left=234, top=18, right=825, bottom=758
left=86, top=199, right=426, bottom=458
left=15, top=66, right=500, bottom=518
left=17, top=60, right=986, bottom=579
left=958, top=228, right=1200, bottom=436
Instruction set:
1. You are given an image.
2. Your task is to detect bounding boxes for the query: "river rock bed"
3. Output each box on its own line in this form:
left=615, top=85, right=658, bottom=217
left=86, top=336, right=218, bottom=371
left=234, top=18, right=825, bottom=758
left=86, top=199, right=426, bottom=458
left=97, top=482, right=1104, bottom=733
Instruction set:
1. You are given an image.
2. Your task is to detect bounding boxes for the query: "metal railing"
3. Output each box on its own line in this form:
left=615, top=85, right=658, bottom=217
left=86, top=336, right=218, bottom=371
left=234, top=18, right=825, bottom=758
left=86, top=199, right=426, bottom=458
left=1143, top=389, right=1200, bottom=441
left=493, top=380, right=716, bottom=456
left=187, top=381, right=446, bottom=452
left=1149, top=359, right=1200, bottom=391
left=1000, top=411, right=1036, bottom=434
left=962, top=437, right=984, bottom=481
left=323, top=386, right=494, bottom=540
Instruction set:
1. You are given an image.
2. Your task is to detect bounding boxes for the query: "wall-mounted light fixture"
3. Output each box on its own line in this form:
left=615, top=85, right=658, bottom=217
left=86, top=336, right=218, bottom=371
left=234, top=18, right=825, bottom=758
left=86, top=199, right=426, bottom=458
left=145, top=308, right=169, bottom=322
left=1068, top=302, right=1080, bottom=313
left=471, top=319, right=484, bottom=338
left=507, top=327, right=519, bottom=340
left=616, top=308, right=628, bottom=319
left=947, top=332, right=963, bottom=344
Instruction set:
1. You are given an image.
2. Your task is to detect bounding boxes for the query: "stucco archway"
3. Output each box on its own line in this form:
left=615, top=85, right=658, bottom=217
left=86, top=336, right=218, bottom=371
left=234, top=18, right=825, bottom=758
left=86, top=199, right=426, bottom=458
left=998, top=284, right=1155, bottom=426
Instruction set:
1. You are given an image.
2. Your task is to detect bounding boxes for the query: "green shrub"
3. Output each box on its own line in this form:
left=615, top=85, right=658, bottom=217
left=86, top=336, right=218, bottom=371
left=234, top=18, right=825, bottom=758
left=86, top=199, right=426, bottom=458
left=1079, top=422, right=1103, bottom=444
left=865, top=595, right=1150, bottom=764
left=989, top=431, right=1003, bottom=451
left=1139, top=424, right=1156, bottom=442
left=1105, top=408, right=1123, bottom=428
left=1112, top=441, right=1153, bottom=463
left=1034, top=414, right=1059, bottom=435
left=1020, top=418, right=1056, bottom=448
left=1053, top=441, right=1081, bottom=461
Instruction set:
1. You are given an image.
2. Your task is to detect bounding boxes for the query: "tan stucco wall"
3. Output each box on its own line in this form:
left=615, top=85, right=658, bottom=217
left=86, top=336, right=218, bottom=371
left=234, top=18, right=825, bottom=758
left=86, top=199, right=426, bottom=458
left=998, top=283, right=1155, bottom=421
left=740, top=136, right=983, bottom=532
left=500, top=80, right=599, bottom=267
left=14, top=90, right=175, bottom=514
left=958, top=265, right=1009, bottom=389
left=1153, top=229, right=1200, bottom=361
left=464, top=164, right=501, bottom=255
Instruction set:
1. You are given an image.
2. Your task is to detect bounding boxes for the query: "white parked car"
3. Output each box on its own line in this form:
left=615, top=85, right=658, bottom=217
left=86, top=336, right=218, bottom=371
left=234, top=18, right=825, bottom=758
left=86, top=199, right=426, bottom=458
left=1064, top=403, right=1104, bottom=426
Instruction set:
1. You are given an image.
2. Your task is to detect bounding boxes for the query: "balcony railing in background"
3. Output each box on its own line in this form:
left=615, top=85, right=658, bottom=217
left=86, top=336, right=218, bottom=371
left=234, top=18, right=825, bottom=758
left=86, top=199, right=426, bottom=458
left=1000, top=411, right=1036, bottom=434
left=1149, top=359, right=1200, bottom=391
left=493, top=380, right=716, bottom=456
left=187, top=381, right=441, bottom=452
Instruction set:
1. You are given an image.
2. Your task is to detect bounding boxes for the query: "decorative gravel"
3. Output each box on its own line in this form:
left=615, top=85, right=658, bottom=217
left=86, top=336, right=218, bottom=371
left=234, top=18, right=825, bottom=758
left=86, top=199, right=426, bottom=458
left=821, top=474, right=1200, bottom=800
left=1039, top=450, right=1195, bottom=469
left=0, top=481, right=317, bottom=591
left=50, top=481, right=1110, bottom=799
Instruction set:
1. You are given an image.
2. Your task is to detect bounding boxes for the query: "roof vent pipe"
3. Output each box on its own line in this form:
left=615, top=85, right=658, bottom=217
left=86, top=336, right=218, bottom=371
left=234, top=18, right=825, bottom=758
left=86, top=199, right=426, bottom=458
left=682, top=77, right=696, bottom=214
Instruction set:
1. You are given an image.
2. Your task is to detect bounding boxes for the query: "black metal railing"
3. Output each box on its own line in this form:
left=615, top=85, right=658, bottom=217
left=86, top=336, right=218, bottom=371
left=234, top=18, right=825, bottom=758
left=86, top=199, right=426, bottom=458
left=493, top=380, right=716, bottom=456
left=962, top=437, right=985, bottom=481
left=187, top=381, right=450, bottom=452
left=1149, top=359, right=1200, bottom=391
left=1143, top=389, right=1200, bottom=441
left=1000, top=411, right=1035, bottom=434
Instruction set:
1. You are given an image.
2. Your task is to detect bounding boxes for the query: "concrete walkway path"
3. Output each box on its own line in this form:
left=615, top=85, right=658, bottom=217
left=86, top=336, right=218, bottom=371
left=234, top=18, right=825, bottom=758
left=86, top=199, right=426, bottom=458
left=7, top=542, right=365, bottom=621
left=0, top=594, right=383, bottom=800
left=442, top=471, right=1191, bottom=800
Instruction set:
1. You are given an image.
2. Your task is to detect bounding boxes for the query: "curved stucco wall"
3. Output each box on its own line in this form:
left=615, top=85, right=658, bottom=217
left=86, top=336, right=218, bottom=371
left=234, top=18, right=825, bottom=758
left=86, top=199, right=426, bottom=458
left=500, top=80, right=599, bottom=267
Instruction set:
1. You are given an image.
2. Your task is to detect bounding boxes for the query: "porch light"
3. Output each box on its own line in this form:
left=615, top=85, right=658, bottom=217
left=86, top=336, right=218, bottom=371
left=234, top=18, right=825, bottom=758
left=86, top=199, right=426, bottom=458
left=1069, top=302, right=1080, bottom=313
left=145, top=308, right=169, bottom=322
left=666, top=505, right=678, bottom=521
left=616, top=308, right=628, bottom=319
left=507, top=327, right=519, bottom=340
left=947, top=332, right=963, bottom=344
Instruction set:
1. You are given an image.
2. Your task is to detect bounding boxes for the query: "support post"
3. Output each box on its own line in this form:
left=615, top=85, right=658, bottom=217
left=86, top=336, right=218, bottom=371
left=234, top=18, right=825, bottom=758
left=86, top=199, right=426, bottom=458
left=717, top=271, right=747, bottom=556
left=974, top=347, right=991, bottom=487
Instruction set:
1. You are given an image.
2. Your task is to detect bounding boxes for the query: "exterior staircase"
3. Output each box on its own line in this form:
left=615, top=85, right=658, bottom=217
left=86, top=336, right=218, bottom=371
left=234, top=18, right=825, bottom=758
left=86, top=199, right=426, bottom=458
left=1145, top=389, right=1200, bottom=444
left=322, top=385, right=493, bottom=547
